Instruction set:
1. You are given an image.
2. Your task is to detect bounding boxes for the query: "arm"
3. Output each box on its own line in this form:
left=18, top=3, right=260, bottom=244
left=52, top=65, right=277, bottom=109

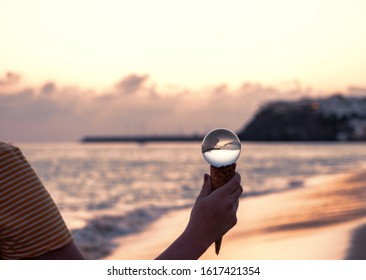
left=155, top=173, right=243, bottom=260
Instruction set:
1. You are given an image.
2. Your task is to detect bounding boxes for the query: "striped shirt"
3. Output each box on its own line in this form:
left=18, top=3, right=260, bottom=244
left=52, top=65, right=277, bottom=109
left=0, top=142, right=72, bottom=259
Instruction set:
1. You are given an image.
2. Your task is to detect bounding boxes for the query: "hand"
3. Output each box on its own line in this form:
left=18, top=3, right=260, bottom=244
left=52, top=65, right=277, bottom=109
left=185, top=172, right=243, bottom=249
left=156, top=172, right=243, bottom=259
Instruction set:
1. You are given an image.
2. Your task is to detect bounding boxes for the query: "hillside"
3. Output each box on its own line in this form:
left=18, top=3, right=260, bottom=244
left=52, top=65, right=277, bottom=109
left=238, top=94, right=366, bottom=141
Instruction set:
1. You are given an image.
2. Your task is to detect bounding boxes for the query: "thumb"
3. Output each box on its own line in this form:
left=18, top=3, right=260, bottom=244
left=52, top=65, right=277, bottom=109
left=197, top=173, right=212, bottom=199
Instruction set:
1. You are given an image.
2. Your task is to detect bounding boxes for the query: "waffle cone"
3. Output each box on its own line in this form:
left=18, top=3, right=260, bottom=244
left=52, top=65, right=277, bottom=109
left=210, top=163, right=236, bottom=190
left=210, top=163, right=236, bottom=255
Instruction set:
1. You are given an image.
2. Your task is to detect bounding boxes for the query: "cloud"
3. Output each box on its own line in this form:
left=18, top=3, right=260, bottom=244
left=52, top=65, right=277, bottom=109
left=114, top=74, right=149, bottom=95
left=0, top=72, right=21, bottom=86
left=0, top=72, right=314, bottom=142
left=41, top=82, right=56, bottom=95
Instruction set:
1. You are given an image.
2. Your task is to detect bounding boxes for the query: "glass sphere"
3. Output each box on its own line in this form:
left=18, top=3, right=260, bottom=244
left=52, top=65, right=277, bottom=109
left=201, top=128, right=241, bottom=167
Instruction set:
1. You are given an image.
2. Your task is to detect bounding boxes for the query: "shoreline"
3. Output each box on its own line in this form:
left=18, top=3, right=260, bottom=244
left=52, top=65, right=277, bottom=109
left=105, top=170, right=366, bottom=260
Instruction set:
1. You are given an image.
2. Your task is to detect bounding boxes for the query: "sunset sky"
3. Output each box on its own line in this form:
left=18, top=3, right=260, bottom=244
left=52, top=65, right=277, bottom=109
left=1, top=0, right=366, bottom=141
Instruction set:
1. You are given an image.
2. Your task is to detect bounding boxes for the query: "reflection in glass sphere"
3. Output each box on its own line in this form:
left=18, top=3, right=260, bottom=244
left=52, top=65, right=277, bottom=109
left=201, top=128, right=241, bottom=167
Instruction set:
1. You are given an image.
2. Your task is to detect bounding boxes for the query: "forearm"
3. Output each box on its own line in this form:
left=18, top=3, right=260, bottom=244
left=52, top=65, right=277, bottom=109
left=155, top=228, right=212, bottom=260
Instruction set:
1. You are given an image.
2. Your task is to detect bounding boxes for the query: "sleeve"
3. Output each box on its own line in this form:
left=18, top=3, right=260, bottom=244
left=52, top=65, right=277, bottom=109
left=0, top=142, right=73, bottom=259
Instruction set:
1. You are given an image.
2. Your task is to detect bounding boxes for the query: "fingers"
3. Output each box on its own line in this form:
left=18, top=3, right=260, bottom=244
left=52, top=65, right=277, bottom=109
left=215, top=173, right=242, bottom=196
left=227, top=173, right=242, bottom=194
left=197, top=173, right=213, bottom=199
left=226, top=183, right=242, bottom=213
left=231, top=198, right=239, bottom=213
left=198, top=172, right=243, bottom=204
left=231, top=182, right=243, bottom=199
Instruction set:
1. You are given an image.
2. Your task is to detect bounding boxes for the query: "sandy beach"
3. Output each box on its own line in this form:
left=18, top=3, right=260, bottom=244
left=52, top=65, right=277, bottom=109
left=106, top=170, right=366, bottom=260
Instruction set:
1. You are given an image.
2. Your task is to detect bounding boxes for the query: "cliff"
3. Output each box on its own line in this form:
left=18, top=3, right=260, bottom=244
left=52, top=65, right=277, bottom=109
left=238, top=94, right=366, bottom=141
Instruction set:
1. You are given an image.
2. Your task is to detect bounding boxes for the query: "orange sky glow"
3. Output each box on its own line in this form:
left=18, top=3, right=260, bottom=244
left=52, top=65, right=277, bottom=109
left=1, top=0, right=366, bottom=141
left=1, top=0, right=366, bottom=93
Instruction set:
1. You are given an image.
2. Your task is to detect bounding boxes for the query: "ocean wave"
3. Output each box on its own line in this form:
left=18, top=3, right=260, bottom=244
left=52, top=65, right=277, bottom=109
left=72, top=178, right=306, bottom=259
left=19, top=142, right=366, bottom=259
left=71, top=204, right=190, bottom=259
left=243, top=179, right=305, bottom=198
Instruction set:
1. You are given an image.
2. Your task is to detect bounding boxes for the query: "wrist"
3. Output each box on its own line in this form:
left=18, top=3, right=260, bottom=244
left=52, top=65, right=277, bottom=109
left=181, top=226, right=213, bottom=257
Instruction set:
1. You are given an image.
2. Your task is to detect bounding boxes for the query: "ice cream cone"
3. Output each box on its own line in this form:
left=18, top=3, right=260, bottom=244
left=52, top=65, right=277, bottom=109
left=210, top=163, right=236, bottom=255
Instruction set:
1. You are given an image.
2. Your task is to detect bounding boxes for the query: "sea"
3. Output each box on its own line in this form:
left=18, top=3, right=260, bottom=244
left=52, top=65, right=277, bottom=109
left=18, top=142, right=366, bottom=259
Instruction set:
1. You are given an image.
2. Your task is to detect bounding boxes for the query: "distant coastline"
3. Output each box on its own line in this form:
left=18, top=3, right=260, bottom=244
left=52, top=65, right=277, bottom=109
left=82, top=95, right=366, bottom=143
left=81, top=135, right=204, bottom=143
left=80, top=135, right=366, bottom=143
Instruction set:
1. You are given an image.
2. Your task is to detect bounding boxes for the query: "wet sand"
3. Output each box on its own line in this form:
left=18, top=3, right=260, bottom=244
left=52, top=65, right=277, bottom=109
left=106, top=171, right=366, bottom=260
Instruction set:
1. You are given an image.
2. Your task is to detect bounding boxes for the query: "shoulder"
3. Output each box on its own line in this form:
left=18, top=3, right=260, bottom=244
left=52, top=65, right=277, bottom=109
left=0, top=142, right=23, bottom=172
left=0, top=142, right=18, bottom=154
left=0, top=142, right=74, bottom=259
